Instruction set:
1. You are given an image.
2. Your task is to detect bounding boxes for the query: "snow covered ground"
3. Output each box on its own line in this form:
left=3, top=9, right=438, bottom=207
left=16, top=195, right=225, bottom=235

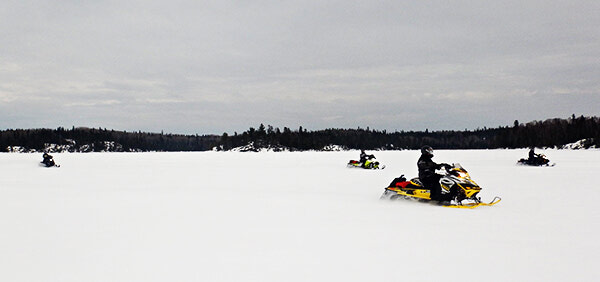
left=0, top=149, right=598, bottom=282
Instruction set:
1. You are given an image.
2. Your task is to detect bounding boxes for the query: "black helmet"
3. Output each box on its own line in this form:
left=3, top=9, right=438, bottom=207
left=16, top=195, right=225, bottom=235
left=421, top=145, right=433, bottom=156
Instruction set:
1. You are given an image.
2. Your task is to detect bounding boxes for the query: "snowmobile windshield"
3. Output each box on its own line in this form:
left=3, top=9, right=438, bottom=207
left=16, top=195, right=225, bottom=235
left=453, top=163, right=465, bottom=170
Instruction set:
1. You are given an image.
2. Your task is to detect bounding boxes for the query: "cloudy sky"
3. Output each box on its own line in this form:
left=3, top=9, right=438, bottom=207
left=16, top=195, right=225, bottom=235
left=1, top=1, right=598, bottom=134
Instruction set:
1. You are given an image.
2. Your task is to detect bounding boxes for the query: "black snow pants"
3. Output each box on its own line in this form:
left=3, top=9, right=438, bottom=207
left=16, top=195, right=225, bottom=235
left=422, top=175, right=441, bottom=201
left=422, top=175, right=455, bottom=202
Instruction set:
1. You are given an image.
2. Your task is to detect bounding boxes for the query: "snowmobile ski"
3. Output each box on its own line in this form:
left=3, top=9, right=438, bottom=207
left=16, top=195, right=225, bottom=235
left=443, top=197, right=501, bottom=209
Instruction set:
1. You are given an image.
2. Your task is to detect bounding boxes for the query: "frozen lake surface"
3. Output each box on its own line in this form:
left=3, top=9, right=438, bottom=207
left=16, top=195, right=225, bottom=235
left=1, top=150, right=598, bottom=281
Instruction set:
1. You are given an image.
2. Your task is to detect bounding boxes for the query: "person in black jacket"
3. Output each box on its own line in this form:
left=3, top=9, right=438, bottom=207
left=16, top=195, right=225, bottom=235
left=359, top=150, right=368, bottom=163
left=359, top=149, right=375, bottom=168
left=527, top=147, right=547, bottom=165
left=417, top=146, right=454, bottom=203
left=41, top=153, right=56, bottom=167
left=528, top=147, right=536, bottom=161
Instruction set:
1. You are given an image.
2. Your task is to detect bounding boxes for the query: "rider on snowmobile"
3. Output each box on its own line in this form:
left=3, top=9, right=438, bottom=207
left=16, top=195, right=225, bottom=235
left=42, top=153, right=56, bottom=167
left=359, top=149, right=375, bottom=168
left=528, top=147, right=537, bottom=160
left=417, top=146, right=455, bottom=203
left=527, top=147, right=546, bottom=165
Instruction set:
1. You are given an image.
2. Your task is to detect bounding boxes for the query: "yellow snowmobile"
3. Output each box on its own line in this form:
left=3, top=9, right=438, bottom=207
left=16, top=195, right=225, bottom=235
left=380, top=163, right=500, bottom=209
left=347, top=156, right=385, bottom=169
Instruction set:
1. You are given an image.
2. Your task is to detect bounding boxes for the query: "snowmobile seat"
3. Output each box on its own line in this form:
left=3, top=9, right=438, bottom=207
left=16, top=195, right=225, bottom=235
left=388, top=175, right=407, bottom=187
left=395, top=181, right=411, bottom=188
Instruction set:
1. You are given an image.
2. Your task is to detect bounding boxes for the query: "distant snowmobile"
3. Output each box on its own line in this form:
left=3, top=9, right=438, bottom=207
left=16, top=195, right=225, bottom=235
left=40, top=153, right=60, bottom=168
left=380, top=163, right=500, bottom=209
left=347, top=155, right=385, bottom=169
left=517, top=154, right=554, bottom=166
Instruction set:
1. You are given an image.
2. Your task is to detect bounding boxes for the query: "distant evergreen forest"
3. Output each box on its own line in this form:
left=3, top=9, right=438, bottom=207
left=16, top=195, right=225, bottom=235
left=219, top=115, right=600, bottom=151
left=1, top=115, right=599, bottom=152
left=0, top=127, right=219, bottom=152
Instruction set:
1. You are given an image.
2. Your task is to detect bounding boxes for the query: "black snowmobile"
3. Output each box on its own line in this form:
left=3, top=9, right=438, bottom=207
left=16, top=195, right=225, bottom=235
left=40, top=153, right=60, bottom=168
left=380, top=163, right=500, bottom=208
left=517, top=154, right=554, bottom=166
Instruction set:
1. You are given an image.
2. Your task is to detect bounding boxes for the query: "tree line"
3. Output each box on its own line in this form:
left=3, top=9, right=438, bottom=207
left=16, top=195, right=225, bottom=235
left=1, top=115, right=598, bottom=152
left=218, top=115, right=600, bottom=151
left=0, top=127, right=219, bottom=152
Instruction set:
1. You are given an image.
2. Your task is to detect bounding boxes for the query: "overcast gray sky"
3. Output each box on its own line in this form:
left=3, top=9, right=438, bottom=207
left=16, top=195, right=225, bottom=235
left=1, top=0, right=599, bottom=134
